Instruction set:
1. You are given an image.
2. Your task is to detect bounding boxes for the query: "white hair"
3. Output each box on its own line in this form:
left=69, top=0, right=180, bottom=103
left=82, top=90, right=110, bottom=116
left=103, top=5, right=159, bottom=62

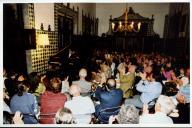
left=69, top=84, right=81, bottom=96
left=156, top=95, right=176, bottom=115
left=54, top=107, right=75, bottom=124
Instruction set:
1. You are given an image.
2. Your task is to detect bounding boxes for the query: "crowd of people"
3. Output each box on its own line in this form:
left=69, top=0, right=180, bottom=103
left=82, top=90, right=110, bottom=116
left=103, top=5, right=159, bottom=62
left=3, top=48, right=190, bottom=124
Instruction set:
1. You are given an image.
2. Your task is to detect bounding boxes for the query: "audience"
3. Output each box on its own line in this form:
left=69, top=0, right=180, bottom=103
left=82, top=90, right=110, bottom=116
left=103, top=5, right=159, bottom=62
left=65, top=84, right=95, bottom=124
left=3, top=49, right=190, bottom=124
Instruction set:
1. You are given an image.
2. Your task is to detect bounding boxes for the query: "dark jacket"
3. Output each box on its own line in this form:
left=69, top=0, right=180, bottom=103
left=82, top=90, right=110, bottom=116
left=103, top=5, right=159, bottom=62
left=95, top=87, right=123, bottom=115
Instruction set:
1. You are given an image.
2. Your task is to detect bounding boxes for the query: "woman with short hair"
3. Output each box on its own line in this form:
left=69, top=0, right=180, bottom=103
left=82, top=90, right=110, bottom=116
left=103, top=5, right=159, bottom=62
left=40, top=77, right=67, bottom=124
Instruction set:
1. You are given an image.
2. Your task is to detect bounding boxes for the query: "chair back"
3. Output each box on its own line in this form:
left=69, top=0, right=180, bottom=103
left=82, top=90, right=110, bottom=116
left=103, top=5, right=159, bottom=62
left=39, top=113, right=56, bottom=124
left=97, top=106, right=121, bottom=124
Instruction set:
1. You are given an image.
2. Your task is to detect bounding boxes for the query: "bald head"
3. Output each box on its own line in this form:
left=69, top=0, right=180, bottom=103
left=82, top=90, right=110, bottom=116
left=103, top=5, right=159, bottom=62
left=79, top=68, right=87, bottom=78
left=106, top=78, right=116, bottom=90
left=69, top=84, right=81, bottom=97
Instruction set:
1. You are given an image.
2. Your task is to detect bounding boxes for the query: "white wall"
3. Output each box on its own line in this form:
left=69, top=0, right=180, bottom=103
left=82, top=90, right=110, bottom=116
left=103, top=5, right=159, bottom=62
left=96, top=3, right=169, bottom=38
left=34, top=3, right=54, bottom=31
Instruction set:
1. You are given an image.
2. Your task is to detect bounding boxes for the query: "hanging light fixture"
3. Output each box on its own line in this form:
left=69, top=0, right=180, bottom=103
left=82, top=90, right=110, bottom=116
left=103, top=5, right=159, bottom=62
left=111, top=7, right=141, bottom=33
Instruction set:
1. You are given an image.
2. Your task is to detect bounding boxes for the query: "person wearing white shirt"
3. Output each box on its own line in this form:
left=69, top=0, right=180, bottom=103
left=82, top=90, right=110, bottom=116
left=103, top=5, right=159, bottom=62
left=65, top=84, right=95, bottom=124
left=139, top=95, right=176, bottom=124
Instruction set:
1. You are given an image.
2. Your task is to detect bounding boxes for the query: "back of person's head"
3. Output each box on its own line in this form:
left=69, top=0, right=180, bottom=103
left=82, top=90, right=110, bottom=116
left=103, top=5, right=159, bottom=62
left=164, top=61, right=172, bottom=71
left=50, top=77, right=61, bottom=93
left=69, top=84, right=81, bottom=96
left=42, top=75, right=50, bottom=89
left=55, top=107, right=75, bottom=124
left=155, top=95, right=176, bottom=115
left=3, top=111, right=13, bottom=124
left=79, top=68, right=87, bottom=78
left=151, top=70, right=162, bottom=82
left=28, top=72, right=40, bottom=93
left=7, top=71, right=18, bottom=80
left=16, top=73, right=26, bottom=82
left=17, top=81, right=29, bottom=96
left=117, top=105, right=139, bottom=124
left=106, top=78, right=116, bottom=90
left=163, top=82, right=178, bottom=96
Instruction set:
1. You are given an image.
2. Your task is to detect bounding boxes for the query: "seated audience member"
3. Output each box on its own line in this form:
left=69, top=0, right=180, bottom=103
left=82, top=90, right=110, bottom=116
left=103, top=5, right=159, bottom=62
left=28, top=72, right=40, bottom=94
left=139, top=95, right=176, bottom=124
left=16, top=73, right=27, bottom=83
left=4, top=71, right=18, bottom=98
left=100, top=62, right=112, bottom=80
left=144, top=65, right=153, bottom=79
left=72, top=68, right=92, bottom=96
left=40, top=77, right=67, bottom=124
left=10, top=82, right=38, bottom=124
left=28, top=72, right=46, bottom=103
left=109, top=105, right=139, bottom=124
left=54, top=107, right=75, bottom=124
left=3, top=111, right=24, bottom=124
left=162, top=61, right=173, bottom=80
left=173, top=83, right=190, bottom=123
left=177, top=67, right=189, bottom=87
left=95, top=78, right=123, bottom=123
left=119, top=65, right=136, bottom=98
left=108, top=56, right=116, bottom=77
left=176, top=83, right=190, bottom=104
left=125, top=71, right=162, bottom=109
left=65, top=84, right=95, bottom=124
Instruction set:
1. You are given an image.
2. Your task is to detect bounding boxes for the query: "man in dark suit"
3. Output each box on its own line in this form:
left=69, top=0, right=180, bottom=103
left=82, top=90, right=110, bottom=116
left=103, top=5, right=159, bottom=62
left=94, top=78, right=123, bottom=123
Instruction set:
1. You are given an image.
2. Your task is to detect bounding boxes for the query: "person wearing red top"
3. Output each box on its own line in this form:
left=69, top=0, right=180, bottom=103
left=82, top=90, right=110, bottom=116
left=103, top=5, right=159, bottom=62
left=39, top=77, right=67, bottom=124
